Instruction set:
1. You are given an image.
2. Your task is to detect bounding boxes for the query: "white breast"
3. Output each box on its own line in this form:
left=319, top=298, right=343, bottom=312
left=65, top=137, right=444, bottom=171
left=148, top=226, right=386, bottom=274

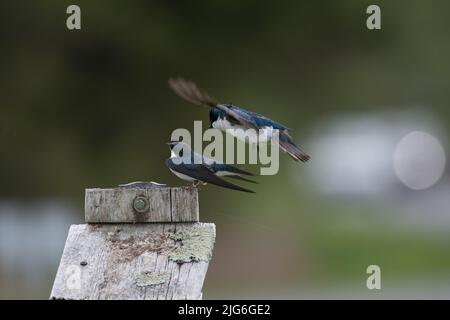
left=223, top=126, right=274, bottom=144
left=212, top=117, right=234, bottom=130
left=212, top=117, right=276, bottom=144
left=169, top=169, right=196, bottom=182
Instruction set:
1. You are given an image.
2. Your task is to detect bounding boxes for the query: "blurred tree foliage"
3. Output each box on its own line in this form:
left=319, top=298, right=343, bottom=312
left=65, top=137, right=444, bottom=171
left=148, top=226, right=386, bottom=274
left=2, top=0, right=450, bottom=297
left=1, top=0, right=450, bottom=202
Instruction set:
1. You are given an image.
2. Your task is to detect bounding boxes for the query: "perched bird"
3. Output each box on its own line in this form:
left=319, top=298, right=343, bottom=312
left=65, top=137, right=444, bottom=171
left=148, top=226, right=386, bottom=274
left=168, top=77, right=310, bottom=162
left=165, top=141, right=255, bottom=193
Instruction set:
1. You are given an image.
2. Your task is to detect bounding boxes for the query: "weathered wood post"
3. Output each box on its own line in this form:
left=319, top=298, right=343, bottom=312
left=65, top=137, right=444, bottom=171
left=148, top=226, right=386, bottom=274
left=50, top=184, right=215, bottom=300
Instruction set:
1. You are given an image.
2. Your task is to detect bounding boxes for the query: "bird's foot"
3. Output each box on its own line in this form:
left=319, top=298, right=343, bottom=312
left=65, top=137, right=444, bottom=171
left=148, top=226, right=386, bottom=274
left=187, top=181, right=200, bottom=190
left=196, top=182, right=207, bottom=191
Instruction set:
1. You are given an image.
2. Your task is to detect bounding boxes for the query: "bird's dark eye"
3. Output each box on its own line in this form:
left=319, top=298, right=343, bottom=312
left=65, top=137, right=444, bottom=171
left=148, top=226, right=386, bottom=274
left=179, top=149, right=183, bottom=157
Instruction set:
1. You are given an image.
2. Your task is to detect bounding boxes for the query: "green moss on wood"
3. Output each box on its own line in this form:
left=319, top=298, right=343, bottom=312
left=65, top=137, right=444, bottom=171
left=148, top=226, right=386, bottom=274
left=168, top=225, right=215, bottom=263
left=135, top=271, right=168, bottom=287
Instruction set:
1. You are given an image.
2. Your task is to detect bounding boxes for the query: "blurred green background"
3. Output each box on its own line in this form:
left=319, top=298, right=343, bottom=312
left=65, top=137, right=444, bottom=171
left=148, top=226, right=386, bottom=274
left=1, top=0, right=450, bottom=299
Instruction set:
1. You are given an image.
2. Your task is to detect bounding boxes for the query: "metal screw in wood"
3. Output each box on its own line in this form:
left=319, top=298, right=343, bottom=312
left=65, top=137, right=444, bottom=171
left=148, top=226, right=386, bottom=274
left=133, top=195, right=149, bottom=213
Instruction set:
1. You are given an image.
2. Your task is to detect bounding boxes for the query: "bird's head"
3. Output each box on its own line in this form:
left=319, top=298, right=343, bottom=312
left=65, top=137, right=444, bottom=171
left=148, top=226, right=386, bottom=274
left=166, top=141, right=193, bottom=159
left=166, top=141, right=179, bottom=151
left=209, top=107, right=222, bottom=127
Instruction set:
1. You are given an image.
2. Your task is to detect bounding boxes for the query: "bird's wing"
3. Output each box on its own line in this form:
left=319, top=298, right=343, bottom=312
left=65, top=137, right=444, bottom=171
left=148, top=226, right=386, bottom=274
left=166, top=159, right=255, bottom=193
left=168, top=77, right=258, bottom=130
left=168, top=77, right=219, bottom=107
left=231, top=106, right=290, bottom=131
left=215, top=104, right=259, bottom=129
left=226, top=175, right=258, bottom=184
left=211, top=162, right=254, bottom=176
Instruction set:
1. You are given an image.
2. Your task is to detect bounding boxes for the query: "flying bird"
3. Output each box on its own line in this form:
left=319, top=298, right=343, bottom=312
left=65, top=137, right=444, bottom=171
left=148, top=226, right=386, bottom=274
left=168, top=77, right=310, bottom=162
left=165, top=141, right=255, bottom=193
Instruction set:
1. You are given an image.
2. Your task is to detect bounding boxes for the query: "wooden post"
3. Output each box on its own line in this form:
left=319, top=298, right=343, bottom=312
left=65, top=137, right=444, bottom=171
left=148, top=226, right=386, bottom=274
left=50, top=185, right=215, bottom=300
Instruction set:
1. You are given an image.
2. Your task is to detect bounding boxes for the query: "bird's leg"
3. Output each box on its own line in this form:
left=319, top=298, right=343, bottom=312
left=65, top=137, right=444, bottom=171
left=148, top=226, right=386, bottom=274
left=196, top=181, right=207, bottom=191
left=189, top=180, right=200, bottom=189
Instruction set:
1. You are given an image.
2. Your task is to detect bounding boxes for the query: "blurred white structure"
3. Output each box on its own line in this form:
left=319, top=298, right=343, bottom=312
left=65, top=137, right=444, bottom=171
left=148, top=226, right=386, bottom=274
left=0, top=201, right=78, bottom=299
left=302, top=110, right=448, bottom=197
left=290, top=110, right=450, bottom=226
left=306, top=117, right=394, bottom=195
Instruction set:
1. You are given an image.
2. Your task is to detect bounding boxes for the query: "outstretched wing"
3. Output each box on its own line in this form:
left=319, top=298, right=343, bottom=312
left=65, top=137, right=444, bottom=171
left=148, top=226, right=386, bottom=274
left=168, top=77, right=219, bottom=107
left=168, top=77, right=258, bottom=129
left=166, top=159, right=255, bottom=193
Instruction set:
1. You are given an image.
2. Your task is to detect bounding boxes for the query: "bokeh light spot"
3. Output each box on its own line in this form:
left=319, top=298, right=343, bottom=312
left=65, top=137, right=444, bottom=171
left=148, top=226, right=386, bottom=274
left=393, top=131, right=446, bottom=190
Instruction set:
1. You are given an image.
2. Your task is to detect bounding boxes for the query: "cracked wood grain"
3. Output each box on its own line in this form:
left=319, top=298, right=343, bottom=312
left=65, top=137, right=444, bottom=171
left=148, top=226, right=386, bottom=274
left=85, top=187, right=199, bottom=223
left=50, top=223, right=215, bottom=300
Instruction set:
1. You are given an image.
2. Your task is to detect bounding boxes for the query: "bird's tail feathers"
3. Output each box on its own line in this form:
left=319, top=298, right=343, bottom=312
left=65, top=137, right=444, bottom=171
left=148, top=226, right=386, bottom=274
left=220, top=165, right=254, bottom=176
left=227, top=175, right=258, bottom=184
left=210, top=180, right=255, bottom=193
left=278, top=134, right=310, bottom=162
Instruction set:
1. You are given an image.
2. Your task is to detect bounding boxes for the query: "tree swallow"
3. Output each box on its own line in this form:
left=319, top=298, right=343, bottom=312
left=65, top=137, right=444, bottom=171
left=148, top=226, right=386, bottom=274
left=168, top=77, right=310, bottom=162
left=165, top=142, right=255, bottom=193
